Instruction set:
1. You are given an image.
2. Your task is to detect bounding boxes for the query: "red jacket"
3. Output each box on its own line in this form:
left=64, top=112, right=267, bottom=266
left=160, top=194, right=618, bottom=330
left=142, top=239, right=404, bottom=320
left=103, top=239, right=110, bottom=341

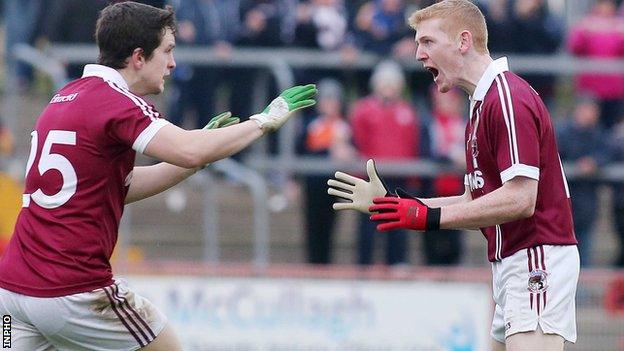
left=567, top=15, right=624, bottom=100
left=350, top=95, right=419, bottom=159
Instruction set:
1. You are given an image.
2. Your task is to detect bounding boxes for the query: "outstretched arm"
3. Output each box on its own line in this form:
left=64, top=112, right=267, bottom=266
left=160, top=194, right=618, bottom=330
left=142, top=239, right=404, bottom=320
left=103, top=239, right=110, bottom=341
left=143, top=120, right=263, bottom=168
left=370, top=176, right=537, bottom=231
left=125, top=84, right=317, bottom=203
left=142, top=84, right=316, bottom=168
left=125, top=111, right=241, bottom=204
left=439, top=176, right=537, bottom=230
left=417, top=185, right=472, bottom=208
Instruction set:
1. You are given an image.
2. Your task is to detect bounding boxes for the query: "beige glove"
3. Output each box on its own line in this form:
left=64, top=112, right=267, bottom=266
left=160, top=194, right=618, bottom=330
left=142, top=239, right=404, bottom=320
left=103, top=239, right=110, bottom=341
left=327, top=159, right=389, bottom=213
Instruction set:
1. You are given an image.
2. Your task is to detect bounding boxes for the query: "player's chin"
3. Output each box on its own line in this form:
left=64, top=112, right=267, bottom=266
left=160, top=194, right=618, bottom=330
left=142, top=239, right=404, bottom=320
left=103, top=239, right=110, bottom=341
left=437, top=82, right=451, bottom=93
left=153, top=83, right=165, bottom=95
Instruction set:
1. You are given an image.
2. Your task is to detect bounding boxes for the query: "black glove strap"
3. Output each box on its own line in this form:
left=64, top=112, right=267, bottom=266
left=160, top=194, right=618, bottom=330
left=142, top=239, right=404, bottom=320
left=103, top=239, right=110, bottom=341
left=427, top=207, right=441, bottom=231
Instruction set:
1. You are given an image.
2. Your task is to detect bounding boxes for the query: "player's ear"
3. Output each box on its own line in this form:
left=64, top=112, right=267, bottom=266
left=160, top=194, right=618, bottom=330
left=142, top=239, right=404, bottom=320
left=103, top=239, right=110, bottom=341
left=129, top=47, right=146, bottom=68
left=459, top=30, right=472, bottom=53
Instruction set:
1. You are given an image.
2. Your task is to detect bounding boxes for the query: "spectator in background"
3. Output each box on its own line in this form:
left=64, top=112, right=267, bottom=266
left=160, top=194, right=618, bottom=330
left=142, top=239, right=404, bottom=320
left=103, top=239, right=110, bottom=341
left=480, top=0, right=514, bottom=53
left=607, top=111, right=624, bottom=267
left=38, top=0, right=110, bottom=79
left=345, top=0, right=370, bottom=28
left=424, top=87, right=465, bottom=265
left=353, top=0, right=416, bottom=95
left=567, top=0, right=624, bottom=130
left=482, top=0, right=562, bottom=104
left=38, top=1, right=166, bottom=80
left=558, top=95, right=607, bottom=266
left=298, top=79, right=354, bottom=264
left=3, top=0, right=44, bottom=90
left=166, top=0, right=240, bottom=129
left=354, top=0, right=411, bottom=54
left=507, top=0, right=563, bottom=104
left=238, top=0, right=297, bottom=46
left=350, top=60, right=421, bottom=266
left=508, top=0, right=562, bottom=54
left=294, top=0, right=349, bottom=50
left=292, top=0, right=359, bottom=84
left=232, top=0, right=296, bottom=120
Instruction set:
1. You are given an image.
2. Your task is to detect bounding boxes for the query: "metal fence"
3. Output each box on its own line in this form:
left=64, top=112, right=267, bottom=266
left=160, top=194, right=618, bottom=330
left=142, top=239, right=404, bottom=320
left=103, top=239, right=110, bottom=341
left=5, top=44, right=624, bottom=266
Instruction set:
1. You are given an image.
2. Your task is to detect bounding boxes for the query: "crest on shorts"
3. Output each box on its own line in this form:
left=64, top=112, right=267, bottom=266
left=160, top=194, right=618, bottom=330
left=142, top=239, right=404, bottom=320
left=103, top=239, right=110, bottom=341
left=527, top=269, right=548, bottom=293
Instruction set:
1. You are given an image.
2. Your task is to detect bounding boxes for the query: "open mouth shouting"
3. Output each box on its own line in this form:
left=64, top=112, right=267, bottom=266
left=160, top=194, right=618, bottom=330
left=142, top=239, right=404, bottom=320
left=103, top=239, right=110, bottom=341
left=425, top=66, right=439, bottom=81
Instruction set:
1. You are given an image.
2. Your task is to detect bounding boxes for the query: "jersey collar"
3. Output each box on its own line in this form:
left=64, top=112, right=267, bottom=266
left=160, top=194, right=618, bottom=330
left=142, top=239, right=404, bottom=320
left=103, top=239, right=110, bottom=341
left=82, top=64, right=129, bottom=90
left=471, top=57, right=509, bottom=102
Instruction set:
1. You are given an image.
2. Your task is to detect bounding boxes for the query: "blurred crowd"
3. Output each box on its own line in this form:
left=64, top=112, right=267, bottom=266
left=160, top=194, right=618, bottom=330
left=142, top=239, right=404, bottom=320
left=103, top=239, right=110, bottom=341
left=2, top=0, right=624, bottom=267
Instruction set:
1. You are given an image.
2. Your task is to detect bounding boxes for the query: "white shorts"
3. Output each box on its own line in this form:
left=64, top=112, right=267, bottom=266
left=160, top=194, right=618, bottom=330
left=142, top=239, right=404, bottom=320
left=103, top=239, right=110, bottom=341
left=490, top=245, right=579, bottom=343
left=0, top=279, right=167, bottom=351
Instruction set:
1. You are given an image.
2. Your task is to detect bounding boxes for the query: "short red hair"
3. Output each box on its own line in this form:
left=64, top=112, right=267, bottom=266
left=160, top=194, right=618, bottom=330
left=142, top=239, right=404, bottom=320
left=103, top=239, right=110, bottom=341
left=409, top=0, right=489, bottom=54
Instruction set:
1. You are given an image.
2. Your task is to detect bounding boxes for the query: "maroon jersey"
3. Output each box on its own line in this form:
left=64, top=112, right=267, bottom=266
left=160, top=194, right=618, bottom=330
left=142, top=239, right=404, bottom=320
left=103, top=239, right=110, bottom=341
left=464, top=58, right=577, bottom=262
left=0, top=65, right=169, bottom=297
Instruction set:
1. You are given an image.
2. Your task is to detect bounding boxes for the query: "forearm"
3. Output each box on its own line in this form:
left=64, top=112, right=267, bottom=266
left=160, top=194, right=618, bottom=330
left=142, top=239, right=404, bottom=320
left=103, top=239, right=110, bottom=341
left=145, top=120, right=264, bottom=168
left=419, top=193, right=470, bottom=208
left=145, top=84, right=316, bottom=168
left=187, top=120, right=263, bottom=166
left=439, top=180, right=536, bottom=230
left=125, top=163, right=199, bottom=204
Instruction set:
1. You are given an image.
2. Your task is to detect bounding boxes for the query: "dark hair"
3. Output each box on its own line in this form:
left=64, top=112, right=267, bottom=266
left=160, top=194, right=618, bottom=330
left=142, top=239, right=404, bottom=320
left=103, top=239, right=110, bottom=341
left=95, top=2, right=176, bottom=69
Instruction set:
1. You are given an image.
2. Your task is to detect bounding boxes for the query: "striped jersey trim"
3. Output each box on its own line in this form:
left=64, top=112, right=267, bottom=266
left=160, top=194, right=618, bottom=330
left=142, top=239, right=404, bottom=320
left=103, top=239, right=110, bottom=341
left=500, top=164, right=540, bottom=183
left=500, top=75, right=520, bottom=166
left=494, top=73, right=540, bottom=183
left=101, top=79, right=170, bottom=154
left=494, top=75, right=517, bottom=166
left=558, top=155, right=571, bottom=198
left=133, top=119, right=169, bottom=154
left=106, top=81, right=160, bottom=121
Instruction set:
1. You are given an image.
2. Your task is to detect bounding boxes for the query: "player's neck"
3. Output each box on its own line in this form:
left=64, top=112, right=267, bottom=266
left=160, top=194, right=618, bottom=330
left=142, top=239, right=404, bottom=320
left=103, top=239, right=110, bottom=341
left=116, top=68, right=145, bottom=96
left=457, top=54, right=493, bottom=96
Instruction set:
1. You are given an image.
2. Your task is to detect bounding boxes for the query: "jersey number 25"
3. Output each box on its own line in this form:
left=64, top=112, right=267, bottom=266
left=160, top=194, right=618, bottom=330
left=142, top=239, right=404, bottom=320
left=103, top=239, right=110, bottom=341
left=23, top=130, right=77, bottom=209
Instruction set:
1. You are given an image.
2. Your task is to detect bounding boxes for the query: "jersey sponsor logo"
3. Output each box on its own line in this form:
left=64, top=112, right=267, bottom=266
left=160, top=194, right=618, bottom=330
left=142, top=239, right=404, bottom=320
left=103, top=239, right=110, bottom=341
left=527, top=269, right=548, bottom=293
left=467, top=170, right=485, bottom=191
left=50, top=93, right=79, bottom=104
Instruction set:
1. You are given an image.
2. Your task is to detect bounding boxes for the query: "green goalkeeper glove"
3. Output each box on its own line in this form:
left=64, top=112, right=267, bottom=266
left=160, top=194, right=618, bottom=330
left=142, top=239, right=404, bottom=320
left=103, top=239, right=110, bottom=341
left=203, top=111, right=240, bottom=130
left=250, top=84, right=317, bottom=132
left=327, top=159, right=391, bottom=214
left=199, top=111, right=239, bottom=169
